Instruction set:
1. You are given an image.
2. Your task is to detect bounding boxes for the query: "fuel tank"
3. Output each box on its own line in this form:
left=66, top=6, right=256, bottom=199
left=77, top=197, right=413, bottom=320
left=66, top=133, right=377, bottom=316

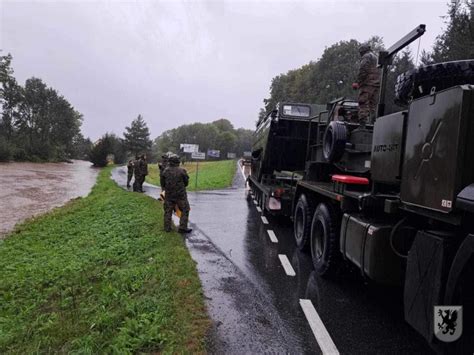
left=340, top=213, right=405, bottom=285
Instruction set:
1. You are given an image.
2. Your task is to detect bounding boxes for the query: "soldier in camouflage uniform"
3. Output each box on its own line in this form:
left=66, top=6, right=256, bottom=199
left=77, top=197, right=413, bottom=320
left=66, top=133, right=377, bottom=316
left=161, top=155, right=192, bottom=233
left=133, top=154, right=148, bottom=192
left=126, top=159, right=134, bottom=188
left=353, top=45, right=381, bottom=124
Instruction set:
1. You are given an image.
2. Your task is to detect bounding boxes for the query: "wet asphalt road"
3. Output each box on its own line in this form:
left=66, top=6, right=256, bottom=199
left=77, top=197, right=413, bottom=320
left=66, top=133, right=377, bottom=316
left=111, top=164, right=433, bottom=354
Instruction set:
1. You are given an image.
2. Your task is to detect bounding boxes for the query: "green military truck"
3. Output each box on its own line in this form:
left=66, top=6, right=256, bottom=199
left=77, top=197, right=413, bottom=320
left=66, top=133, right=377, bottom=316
left=294, top=25, right=473, bottom=352
left=248, top=102, right=326, bottom=216
left=254, top=25, right=474, bottom=352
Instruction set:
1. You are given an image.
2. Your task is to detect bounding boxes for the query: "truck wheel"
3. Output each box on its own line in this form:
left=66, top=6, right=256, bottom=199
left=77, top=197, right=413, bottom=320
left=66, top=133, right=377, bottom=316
left=323, top=121, right=347, bottom=163
left=395, top=59, right=474, bottom=105
left=294, top=194, right=314, bottom=250
left=310, top=203, right=340, bottom=276
left=444, top=235, right=474, bottom=352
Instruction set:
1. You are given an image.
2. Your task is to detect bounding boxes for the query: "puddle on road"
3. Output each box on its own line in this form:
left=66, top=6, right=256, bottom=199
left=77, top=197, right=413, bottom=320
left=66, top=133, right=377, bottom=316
left=0, top=160, right=99, bottom=238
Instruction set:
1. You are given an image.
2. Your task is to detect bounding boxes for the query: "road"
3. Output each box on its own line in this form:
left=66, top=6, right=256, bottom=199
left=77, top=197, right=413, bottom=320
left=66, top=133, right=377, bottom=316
left=112, top=164, right=433, bottom=354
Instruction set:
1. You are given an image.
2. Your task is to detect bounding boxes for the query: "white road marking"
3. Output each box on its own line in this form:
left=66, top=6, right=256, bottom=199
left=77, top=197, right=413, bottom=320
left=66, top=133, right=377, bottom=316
left=300, top=299, right=340, bottom=355
left=267, top=230, right=278, bottom=243
left=253, top=200, right=258, bottom=205
left=256, top=206, right=262, bottom=212
left=261, top=216, right=269, bottom=224
left=278, top=254, right=296, bottom=276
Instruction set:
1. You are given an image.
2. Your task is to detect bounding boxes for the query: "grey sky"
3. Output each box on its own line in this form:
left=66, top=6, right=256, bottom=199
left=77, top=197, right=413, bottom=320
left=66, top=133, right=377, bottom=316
left=1, top=0, right=447, bottom=140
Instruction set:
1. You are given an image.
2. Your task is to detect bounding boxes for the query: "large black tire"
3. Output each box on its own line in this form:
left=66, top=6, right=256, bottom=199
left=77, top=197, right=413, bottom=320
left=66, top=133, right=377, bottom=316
left=310, top=203, right=341, bottom=277
left=323, top=121, right=347, bottom=163
left=444, top=235, right=474, bottom=353
left=293, top=194, right=314, bottom=251
left=395, top=60, right=474, bottom=106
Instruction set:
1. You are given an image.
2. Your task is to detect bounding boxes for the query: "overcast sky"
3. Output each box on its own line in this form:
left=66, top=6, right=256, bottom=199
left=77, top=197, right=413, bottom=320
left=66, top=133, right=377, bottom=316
left=1, top=0, right=447, bottom=140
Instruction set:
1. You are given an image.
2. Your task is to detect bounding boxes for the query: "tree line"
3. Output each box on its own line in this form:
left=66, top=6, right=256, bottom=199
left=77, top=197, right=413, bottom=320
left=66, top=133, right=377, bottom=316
left=259, top=1, right=473, bottom=121
left=152, top=118, right=253, bottom=160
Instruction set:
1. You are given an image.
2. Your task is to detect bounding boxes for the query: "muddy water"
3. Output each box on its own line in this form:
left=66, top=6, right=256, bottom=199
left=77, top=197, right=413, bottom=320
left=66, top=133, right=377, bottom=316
left=0, top=160, right=99, bottom=238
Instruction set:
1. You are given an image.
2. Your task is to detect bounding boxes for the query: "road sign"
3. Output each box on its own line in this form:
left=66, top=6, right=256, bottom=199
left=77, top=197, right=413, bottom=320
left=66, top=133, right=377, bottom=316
left=191, top=151, right=205, bottom=160
left=243, top=151, right=252, bottom=158
left=207, top=149, right=220, bottom=158
left=227, top=152, right=236, bottom=159
left=180, top=143, right=199, bottom=153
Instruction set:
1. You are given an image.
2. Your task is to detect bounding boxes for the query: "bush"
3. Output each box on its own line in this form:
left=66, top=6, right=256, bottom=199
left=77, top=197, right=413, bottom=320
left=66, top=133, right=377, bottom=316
left=12, top=146, right=27, bottom=161
left=88, top=134, right=113, bottom=167
left=88, top=141, right=109, bottom=167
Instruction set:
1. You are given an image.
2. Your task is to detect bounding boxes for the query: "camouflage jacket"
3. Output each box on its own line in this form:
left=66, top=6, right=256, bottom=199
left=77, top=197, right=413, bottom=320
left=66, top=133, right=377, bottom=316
left=161, top=166, right=189, bottom=200
left=358, top=51, right=380, bottom=87
left=134, top=158, right=148, bottom=176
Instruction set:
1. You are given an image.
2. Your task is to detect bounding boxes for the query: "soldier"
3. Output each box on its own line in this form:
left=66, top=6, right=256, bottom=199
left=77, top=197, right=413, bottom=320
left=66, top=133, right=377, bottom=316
left=137, top=154, right=148, bottom=192
left=126, top=159, right=134, bottom=188
left=161, top=155, right=192, bottom=233
left=132, top=154, right=141, bottom=192
left=352, top=44, right=381, bottom=124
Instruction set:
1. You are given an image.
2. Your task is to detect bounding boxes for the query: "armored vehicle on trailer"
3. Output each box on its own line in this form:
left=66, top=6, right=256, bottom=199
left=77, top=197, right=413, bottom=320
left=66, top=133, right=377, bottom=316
left=289, top=25, right=474, bottom=352
left=248, top=102, right=325, bottom=216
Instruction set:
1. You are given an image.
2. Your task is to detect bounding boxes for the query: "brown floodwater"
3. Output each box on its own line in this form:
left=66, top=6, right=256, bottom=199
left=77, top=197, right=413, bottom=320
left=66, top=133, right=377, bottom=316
left=0, top=160, right=99, bottom=238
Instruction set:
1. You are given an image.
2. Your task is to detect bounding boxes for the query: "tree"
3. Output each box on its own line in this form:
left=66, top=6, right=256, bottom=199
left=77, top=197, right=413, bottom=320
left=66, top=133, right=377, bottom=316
left=0, top=53, right=22, bottom=143
left=108, top=134, right=127, bottom=164
left=424, top=1, right=474, bottom=63
left=212, top=118, right=234, bottom=132
left=89, top=133, right=113, bottom=167
left=1, top=54, right=85, bottom=161
left=216, top=130, right=237, bottom=156
left=123, top=114, right=152, bottom=156
left=260, top=35, right=416, bottom=117
left=70, top=133, right=93, bottom=160
left=262, top=39, right=366, bottom=112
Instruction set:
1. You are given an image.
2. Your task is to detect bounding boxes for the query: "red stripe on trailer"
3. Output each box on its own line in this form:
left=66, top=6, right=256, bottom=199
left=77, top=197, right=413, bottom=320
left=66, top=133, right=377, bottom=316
left=332, top=175, right=369, bottom=185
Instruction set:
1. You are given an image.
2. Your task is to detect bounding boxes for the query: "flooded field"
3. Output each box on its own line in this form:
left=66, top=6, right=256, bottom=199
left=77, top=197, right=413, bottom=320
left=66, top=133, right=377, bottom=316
left=0, top=160, right=99, bottom=238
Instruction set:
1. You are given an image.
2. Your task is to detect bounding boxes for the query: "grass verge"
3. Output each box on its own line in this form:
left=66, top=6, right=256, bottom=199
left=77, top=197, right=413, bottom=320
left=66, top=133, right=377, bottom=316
left=146, top=159, right=237, bottom=191
left=0, top=167, right=209, bottom=354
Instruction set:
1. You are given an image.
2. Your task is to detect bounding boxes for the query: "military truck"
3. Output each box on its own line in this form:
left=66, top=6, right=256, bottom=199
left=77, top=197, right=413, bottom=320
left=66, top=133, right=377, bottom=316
left=287, top=25, right=474, bottom=351
left=248, top=102, right=325, bottom=216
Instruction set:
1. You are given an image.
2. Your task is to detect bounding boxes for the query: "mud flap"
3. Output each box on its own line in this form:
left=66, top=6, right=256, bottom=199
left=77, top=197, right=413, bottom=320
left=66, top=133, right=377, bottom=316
left=404, top=230, right=458, bottom=345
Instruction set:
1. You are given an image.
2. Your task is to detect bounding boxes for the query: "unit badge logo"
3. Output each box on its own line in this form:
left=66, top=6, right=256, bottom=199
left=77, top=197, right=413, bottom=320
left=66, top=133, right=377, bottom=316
left=434, top=305, right=463, bottom=342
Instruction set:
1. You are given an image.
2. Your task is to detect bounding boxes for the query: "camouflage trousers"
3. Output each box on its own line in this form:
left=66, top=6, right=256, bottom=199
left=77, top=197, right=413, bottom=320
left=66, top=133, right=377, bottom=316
left=127, top=173, right=133, bottom=187
left=358, top=85, right=379, bottom=123
left=164, top=198, right=190, bottom=231
left=133, top=174, right=144, bottom=191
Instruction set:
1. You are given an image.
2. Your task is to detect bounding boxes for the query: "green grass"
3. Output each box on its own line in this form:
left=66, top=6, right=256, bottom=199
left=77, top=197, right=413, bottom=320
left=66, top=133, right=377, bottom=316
left=0, top=167, right=209, bottom=354
left=147, top=160, right=237, bottom=191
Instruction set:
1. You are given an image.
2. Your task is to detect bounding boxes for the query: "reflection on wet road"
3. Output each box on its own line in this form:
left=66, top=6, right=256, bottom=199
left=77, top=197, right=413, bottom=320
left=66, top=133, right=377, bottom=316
left=112, top=163, right=433, bottom=354
left=0, top=160, right=99, bottom=238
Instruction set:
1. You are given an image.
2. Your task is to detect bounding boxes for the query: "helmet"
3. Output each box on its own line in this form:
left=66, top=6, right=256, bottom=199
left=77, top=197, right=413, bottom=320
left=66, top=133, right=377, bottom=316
left=359, top=44, right=371, bottom=54
left=169, top=155, right=180, bottom=166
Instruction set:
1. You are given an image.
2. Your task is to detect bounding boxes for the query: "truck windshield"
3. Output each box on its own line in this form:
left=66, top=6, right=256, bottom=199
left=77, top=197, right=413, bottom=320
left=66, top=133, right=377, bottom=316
left=282, top=104, right=310, bottom=118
